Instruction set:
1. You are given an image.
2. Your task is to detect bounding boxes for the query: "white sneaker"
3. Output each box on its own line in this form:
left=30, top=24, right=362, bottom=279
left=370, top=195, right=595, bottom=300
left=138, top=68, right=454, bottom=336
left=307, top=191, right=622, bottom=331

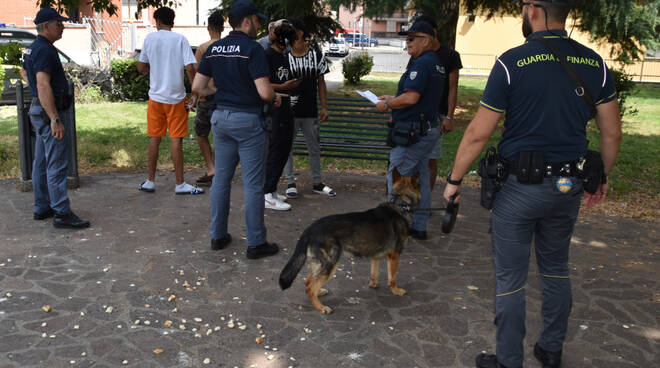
left=276, top=193, right=288, bottom=202
left=265, top=193, right=291, bottom=211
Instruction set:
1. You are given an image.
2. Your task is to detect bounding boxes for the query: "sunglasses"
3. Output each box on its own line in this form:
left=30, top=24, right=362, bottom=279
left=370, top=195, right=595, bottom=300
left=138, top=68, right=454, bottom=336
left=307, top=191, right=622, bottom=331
left=405, top=35, right=426, bottom=42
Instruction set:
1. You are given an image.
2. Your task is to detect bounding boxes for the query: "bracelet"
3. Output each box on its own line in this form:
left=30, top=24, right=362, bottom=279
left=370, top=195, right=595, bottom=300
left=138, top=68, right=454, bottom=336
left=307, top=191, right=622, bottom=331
left=446, top=171, right=462, bottom=185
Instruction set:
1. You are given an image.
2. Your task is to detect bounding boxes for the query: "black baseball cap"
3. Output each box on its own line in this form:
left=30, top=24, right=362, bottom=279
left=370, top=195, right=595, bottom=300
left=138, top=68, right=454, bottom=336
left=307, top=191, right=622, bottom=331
left=34, top=8, right=69, bottom=25
left=229, top=0, right=267, bottom=21
left=398, top=21, right=435, bottom=37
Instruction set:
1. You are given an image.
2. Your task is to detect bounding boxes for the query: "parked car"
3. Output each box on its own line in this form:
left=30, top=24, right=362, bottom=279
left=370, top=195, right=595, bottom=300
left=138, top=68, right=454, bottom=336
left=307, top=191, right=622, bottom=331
left=1, top=26, right=75, bottom=106
left=322, top=37, right=349, bottom=57
left=344, top=33, right=379, bottom=48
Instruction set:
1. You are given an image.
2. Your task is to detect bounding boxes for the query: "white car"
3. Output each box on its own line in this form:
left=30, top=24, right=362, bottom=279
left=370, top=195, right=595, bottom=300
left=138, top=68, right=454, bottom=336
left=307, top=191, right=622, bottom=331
left=323, top=37, right=348, bottom=57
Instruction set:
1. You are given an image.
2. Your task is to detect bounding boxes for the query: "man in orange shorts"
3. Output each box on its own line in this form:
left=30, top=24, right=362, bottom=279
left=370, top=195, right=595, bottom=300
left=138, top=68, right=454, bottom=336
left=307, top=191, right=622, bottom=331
left=136, top=7, right=203, bottom=195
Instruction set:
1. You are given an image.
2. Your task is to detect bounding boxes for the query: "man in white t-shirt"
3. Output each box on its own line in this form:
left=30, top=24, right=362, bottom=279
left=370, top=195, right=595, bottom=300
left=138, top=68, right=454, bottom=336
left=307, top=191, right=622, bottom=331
left=136, top=7, right=203, bottom=195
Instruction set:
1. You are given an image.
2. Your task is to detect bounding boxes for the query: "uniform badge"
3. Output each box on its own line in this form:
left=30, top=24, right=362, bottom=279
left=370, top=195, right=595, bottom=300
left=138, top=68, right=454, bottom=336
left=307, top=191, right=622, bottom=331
left=410, top=71, right=417, bottom=80
left=555, top=177, right=573, bottom=193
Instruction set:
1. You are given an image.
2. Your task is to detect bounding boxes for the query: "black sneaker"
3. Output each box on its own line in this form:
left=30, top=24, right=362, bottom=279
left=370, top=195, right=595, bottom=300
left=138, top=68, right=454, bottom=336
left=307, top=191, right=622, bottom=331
left=53, top=212, right=90, bottom=229
left=34, top=207, right=55, bottom=220
left=211, top=233, right=232, bottom=250
left=475, top=353, right=516, bottom=368
left=534, top=343, right=562, bottom=368
left=246, top=242, right=279, bottom=259
left=409, top=227, right=428, bottom=240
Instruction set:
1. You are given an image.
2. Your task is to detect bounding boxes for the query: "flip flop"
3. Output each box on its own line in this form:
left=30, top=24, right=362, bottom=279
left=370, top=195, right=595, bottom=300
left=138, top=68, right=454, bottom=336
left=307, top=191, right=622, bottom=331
left=196, top=174, right=214, bottom=185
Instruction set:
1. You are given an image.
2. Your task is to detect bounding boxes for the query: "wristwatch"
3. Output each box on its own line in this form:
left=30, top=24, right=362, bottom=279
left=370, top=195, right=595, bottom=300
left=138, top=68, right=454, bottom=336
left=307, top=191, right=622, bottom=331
left=446, top=171, right=462, bottom=185
left=384, top=98, right=390, bottom=110
left=52, top=117, right=61, bottom=124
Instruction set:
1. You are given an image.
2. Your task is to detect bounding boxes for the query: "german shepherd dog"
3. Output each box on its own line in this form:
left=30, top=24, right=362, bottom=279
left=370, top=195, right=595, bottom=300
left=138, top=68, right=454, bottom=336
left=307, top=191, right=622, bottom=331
left=279, top=169, right=420, bottom=314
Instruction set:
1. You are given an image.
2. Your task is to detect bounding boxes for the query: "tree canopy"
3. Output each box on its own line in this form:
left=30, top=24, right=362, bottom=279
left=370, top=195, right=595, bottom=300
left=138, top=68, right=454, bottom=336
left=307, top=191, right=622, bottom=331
left=331, top=0, right=660, bottom=61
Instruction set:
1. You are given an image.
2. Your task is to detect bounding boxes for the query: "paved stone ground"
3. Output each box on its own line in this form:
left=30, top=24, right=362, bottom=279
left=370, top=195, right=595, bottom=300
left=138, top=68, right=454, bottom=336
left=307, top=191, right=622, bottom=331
left=0, top=171, right=658, bottom=368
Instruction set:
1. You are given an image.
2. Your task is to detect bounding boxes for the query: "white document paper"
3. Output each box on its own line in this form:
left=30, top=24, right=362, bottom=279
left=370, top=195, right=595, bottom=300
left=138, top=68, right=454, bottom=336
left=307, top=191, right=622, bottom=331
left=356, top=90, right=380, bottom=105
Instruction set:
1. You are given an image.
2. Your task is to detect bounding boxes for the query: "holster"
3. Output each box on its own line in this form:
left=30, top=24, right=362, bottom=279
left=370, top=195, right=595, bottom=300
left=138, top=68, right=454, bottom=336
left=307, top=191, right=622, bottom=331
left=578, top=150, right=606, bottom=194
left=387, top=120, right=422, bottom=147
left=477, top=146, right=505, bottom=210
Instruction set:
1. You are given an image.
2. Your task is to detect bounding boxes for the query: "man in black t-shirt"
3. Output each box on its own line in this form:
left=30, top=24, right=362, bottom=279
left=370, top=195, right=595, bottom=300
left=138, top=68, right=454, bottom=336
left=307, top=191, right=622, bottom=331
left=263, top=21, right=301, bottom=211
left=282, top=19, right=336, bottom=198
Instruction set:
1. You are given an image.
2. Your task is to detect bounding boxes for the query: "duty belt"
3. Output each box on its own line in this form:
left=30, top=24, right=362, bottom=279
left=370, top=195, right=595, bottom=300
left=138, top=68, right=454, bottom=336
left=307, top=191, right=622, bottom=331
left=506, top=160, right=581, bottom=178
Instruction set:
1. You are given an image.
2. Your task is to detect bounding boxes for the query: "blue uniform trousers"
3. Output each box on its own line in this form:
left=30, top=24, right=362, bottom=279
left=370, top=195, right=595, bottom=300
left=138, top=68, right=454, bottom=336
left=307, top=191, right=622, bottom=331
left=29, top=99, right=71, bottom=215
left=491, top=176, right=582, bottom=367
left=209, top=109, right=268, bottom=246
left=387, top=127, right=440, bottom=231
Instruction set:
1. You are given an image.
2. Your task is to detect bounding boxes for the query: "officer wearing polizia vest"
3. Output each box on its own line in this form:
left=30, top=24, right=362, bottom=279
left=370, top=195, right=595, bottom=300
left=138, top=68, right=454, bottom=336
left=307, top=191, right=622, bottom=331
left=376, top=20, right=445, bottom=240
left=442, top=1, right=622, bottom=367
left=191, top=0, right=282, bottom=260
left=21, top=8, right=90, bottom=229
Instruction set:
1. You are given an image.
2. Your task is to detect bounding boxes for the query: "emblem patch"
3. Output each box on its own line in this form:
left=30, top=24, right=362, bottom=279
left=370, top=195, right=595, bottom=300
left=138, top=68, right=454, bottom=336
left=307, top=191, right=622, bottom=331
left=555, top=177, right=573, bottom=193
left=410, top=71, right=418, bottom=80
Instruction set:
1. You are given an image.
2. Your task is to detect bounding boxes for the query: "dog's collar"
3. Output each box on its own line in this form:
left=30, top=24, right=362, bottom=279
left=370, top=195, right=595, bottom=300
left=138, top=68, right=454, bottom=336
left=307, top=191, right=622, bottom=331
left=389, top=198, right=412, bottom=213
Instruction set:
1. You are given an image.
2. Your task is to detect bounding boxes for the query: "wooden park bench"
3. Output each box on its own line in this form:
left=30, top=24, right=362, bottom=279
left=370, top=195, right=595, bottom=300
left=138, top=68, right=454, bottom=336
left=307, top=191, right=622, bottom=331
left=292, top=97, right=391, bottom=161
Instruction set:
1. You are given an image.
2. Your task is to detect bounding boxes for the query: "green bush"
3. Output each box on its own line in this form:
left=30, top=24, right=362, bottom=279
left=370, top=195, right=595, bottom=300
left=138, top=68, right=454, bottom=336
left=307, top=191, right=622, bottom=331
left=342, top=53, right=374, bottom=85
left=110, top=59, right=149, bottom=101
left=0, top=42, right=23, bottom=66
left=1, top=42, right=23, bottom=97
left=0, top=66, right=4, bottom=97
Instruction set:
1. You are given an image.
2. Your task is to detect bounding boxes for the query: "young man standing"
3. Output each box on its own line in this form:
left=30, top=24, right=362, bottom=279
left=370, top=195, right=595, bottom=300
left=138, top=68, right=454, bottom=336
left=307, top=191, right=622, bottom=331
left=137, top=7, right=203, bottom=195
left=193, top=10, right=224, bottom=186
left=282, top=19, right=335, bottom=198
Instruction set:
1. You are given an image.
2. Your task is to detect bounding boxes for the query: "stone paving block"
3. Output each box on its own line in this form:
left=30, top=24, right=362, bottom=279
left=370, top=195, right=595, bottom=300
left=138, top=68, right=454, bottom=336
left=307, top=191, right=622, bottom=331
left=5, top=349, right=50, bottom=366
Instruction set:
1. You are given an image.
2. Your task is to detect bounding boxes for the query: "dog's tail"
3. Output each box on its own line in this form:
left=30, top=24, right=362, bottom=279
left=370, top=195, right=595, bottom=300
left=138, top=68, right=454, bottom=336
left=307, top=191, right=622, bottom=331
left=279, top=234, right=309, bottom=290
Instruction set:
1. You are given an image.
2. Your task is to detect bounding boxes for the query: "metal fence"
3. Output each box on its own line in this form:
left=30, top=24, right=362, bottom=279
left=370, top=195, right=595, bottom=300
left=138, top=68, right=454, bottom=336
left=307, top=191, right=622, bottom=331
left=369, top=50, right=660, bottom=82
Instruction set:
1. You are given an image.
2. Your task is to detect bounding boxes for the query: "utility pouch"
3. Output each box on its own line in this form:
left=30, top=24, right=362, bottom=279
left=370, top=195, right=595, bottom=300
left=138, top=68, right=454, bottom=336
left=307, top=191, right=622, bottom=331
left=477, top=146, right=503, bottom=210
left=578, top=150, right=606, bottom=194
left=517, top=151, right=544, bottom=184
left=388, top=121, right=421, bottom=147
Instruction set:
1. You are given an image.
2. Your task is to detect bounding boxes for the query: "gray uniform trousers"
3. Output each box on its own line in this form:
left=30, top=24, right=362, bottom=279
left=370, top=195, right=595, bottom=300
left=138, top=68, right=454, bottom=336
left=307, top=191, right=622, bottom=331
left=491, top=175, right=582, bottom=368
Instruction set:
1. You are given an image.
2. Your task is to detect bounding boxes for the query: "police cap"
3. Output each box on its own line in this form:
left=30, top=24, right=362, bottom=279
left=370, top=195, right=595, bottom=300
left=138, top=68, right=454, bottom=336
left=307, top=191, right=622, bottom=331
left=34, top=8, right=69, bottom=25
left=229, top=0, right=267, bottom=21
left=397, top=21, right=435, bottom=37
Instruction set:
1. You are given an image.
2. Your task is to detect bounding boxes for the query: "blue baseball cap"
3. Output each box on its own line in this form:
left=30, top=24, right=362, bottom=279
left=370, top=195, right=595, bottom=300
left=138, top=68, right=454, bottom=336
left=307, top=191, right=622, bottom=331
left=229, top=0, right=267, bottom=21
left=398, top=21, right=435, bottom=37
left=34, top=8, right=69, bottom=25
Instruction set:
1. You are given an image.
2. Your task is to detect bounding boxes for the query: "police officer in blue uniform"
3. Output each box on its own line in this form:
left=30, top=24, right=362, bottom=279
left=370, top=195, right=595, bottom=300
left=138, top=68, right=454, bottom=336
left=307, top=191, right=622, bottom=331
left=443, top=1, right=622, bottom=367
left=191, top=0, right=281, bottom=259
left=376, top=20, right=444, bottom=240
left=22, top=8, right=90, bottom=229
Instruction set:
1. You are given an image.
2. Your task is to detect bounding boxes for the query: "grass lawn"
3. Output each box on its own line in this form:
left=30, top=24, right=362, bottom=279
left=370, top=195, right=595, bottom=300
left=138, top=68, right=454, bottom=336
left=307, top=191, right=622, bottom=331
left=0, top=76, right=657, bottom=218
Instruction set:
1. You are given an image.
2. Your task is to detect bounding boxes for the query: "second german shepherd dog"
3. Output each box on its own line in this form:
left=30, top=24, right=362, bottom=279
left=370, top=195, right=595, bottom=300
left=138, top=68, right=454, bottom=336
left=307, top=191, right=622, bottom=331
left=279, top=169, right=420, bottom=314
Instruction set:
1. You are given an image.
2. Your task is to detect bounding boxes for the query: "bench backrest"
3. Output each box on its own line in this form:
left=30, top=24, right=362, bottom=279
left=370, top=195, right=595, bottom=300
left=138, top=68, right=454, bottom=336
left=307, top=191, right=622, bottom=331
left=293, top=97, right=390, bottom=161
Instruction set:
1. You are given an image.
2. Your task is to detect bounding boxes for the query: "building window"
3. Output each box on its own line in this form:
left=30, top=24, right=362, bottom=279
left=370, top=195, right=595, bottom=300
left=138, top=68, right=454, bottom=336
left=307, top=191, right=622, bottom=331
left=122, top=0, right=140, bottom=21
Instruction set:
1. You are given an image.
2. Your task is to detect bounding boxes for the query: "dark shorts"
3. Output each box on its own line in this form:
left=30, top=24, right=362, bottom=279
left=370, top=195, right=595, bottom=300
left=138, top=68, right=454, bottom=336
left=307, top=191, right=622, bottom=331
left=194, top=100, right=215, bottom=137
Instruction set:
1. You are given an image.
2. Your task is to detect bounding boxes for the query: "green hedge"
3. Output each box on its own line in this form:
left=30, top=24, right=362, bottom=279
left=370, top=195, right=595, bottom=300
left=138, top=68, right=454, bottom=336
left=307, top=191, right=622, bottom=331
left=342, top=53, right=374, bottom=85
left=110, top=59, right=149, bottom=101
